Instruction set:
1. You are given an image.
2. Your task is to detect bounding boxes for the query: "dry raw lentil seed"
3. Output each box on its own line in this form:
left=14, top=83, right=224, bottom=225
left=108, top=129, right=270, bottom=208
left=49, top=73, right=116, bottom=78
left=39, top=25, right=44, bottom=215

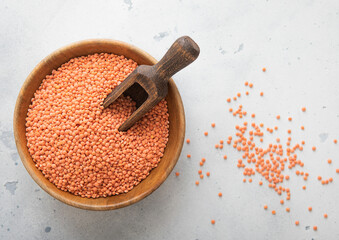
left=26, top=53, right=169, bottom=198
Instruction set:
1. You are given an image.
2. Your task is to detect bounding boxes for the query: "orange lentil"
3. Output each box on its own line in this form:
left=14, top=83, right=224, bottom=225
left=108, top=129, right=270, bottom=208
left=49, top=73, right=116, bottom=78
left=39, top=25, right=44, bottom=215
left=211, top=123, right=216, bottom=128
left=329, top=177, right=333, bottom=182
left=246, top=91, right=249, bottom=95
left=223, top=155, right=227, bottom=160
left=324, top=213, right=328, bottom=218
left=301, top=140, right=305, bottom=145
left=336, top=169, right=339, bottom=173
left=295, top=221, right=299, bottom=226
left=251, top=114, right=255, bottom=118
left=334, top=139, right=338, bottom=144
left=200, top=162, right=204, bottom=166
left=302, top=107, right=306, bottom=112
left=288, top=117, right=292, bottom=121
left=259, top=181, right=263, bottom=185
left=220, top=140, right=224, bottom=145
left=280, top=200, right=284, bottom=204
left=312, top=146, right=316, bottom=151
left=187, top=154, right=191, bottom=158
left=313, top=226, right=317, bottom=231
left=260, top=92, right=264, bottom=96
left=302, top=186, right=306, bottom=190
left=318, top=176, right=322, bottom=180
left=198, top=170, right=202, bottom=174
left=206, top=172, right=210, bottom=177
left=229, top=108, right=233, bottom=112
left=328, top=159, right=332, bottom=164
left=243, top=179, right=246, bottom=183
left=272, top=210, right=276, bottom=215
left=237, top=93, right=241, bottom=97
left=195, top=181, right=199, bottom=185
left=264, top=205, right=268, bottom=209
left=308, top=207, right=312, bottom=211
left=274, top=126, right=278, bottom=130
left=202, top=158, right=206, bottom=163
left=249, top=178, right=252, bottom=183
left=287, top=129, right=291, bottom=134
left=262, top=68, right=266, bottom=72
left=218, top=192, right=222, bottom=197
left=286, top=208, right=290, bottom=212
left=233, top=96, right=237, bottom=101
left=245, top=81, right=248, bottom=86
left=276, top=115, right=280, bottom=120
left=301, top=126, right=305, bottom=130
left=227, top=98, right=231, bottom=103
left=200, top=174, right=204, bottom=179
left=211, top=220, right=215, bottom=225
left=215, top=144, right=219, bottom=149
left=175, top=172, right=180, bottom=176
left=249, top=83, right=253, bottom=88
left=25, top=53, right=169, bottom=198
left=186, top=139, right=190, bottom=144
left=204, top=132, right=208, bottom=136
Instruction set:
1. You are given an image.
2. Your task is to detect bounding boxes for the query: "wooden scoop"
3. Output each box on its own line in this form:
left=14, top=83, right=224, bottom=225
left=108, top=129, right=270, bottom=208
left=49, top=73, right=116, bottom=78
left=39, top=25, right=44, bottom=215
left=103, top=36, right=200, bottom=131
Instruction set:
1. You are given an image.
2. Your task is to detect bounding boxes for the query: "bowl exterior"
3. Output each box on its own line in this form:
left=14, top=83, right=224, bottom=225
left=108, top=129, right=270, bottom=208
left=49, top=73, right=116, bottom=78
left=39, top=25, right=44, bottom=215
left=13, top=39, right=185, bottom=210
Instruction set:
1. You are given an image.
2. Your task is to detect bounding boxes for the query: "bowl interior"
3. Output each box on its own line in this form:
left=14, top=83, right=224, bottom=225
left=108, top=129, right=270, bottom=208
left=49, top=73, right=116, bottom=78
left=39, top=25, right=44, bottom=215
left=13, top=39, right=185, bottom=210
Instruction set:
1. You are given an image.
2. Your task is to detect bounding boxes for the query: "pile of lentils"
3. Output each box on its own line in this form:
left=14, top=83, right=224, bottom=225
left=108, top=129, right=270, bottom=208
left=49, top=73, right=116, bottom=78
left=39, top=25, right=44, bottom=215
left=26, top=53, right=169, bottom=198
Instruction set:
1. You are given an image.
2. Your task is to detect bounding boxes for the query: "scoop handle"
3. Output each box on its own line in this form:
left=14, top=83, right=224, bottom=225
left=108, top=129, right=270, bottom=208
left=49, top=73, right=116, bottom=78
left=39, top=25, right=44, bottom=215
left=152, top=36, right=200, bottom=80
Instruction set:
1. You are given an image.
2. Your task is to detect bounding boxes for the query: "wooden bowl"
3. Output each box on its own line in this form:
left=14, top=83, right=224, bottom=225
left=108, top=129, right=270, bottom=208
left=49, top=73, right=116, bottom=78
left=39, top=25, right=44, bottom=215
left=13, top=39, right=185, bottom=210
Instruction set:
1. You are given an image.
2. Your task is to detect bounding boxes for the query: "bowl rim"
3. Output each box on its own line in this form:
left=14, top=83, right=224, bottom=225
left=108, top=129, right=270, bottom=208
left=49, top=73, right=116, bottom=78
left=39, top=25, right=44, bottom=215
left=13, top=39, right=185, bottom=210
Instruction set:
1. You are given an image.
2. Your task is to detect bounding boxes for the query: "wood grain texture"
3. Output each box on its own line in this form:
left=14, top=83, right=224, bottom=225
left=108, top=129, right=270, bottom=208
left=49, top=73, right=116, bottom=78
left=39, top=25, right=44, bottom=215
left=103, top=36, right=199, bottom=131
left=13, top=39, right=185, bottom=210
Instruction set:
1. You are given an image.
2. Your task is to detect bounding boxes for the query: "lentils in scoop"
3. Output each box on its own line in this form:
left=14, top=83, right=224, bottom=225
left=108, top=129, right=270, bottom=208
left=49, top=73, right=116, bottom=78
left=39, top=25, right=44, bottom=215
left=26, top=53, right=169, bottom=198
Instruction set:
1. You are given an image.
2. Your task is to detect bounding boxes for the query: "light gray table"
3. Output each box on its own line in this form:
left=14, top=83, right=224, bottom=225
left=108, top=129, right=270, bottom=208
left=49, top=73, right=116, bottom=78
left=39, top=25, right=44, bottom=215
left=1, top=1, right=339, bottom=239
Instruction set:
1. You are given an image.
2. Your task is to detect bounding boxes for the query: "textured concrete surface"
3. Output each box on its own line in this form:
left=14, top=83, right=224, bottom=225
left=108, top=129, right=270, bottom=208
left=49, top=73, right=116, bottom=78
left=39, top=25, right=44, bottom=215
left=1, top=0, right=339, bottom=239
